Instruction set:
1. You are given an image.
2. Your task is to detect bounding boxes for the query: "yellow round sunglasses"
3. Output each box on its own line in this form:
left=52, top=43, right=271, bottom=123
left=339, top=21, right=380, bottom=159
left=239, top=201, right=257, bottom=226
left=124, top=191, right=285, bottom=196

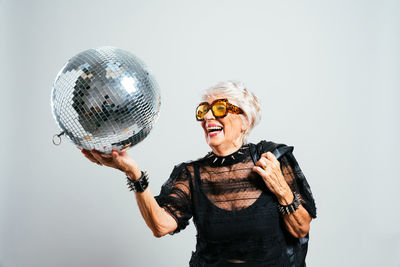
left=195, top=98, right=244, bottom=121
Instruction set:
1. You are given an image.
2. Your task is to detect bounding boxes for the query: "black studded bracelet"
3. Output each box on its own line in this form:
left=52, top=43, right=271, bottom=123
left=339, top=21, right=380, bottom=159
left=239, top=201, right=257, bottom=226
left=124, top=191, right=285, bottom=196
left=126, top=171, right=149, bottom=193
left=277, top=192, right=301, bottom=215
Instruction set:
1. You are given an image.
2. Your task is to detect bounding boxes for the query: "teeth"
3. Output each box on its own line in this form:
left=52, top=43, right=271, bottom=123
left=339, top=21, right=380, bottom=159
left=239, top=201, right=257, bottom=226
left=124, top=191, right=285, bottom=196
left=207, top=126, right=223, bottom=132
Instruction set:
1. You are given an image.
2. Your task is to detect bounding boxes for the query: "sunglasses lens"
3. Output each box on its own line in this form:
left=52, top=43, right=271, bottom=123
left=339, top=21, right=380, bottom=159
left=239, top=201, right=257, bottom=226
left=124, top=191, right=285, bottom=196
left=212, top=101, right=227, bottom=117
left=196, top=104, right=209, bottom=120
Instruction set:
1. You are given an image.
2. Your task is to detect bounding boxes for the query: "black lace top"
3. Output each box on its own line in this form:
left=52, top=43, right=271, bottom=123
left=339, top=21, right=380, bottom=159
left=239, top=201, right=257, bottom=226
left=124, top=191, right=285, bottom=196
left=155, top=141, right=317, bottom=267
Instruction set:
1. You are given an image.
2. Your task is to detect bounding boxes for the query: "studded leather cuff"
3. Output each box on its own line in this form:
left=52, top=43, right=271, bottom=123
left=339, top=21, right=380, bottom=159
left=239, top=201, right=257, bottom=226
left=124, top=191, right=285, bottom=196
left=277, top=192, right=301, bottom=215
left=126, top=171, right=149, bottom=193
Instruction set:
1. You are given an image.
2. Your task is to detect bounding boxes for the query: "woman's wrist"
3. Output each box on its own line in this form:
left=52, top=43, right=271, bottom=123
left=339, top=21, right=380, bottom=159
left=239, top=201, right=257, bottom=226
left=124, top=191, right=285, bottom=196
left=125, top=166, right=142, bottom=181
left=277, top=189, right=294, bottom=205
left=126, top=171, right=149, bottom=193
left=277, top=191, right=301, bottom=215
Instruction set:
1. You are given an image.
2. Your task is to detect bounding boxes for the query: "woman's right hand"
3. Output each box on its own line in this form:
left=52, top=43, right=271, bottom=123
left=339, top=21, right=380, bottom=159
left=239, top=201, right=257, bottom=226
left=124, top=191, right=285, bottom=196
left=80, top=148, right=142, bottom=180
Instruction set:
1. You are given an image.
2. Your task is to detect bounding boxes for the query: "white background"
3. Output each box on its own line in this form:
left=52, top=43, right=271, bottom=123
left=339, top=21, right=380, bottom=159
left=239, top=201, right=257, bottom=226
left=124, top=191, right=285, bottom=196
left=1, top=0, right=399, bottom=266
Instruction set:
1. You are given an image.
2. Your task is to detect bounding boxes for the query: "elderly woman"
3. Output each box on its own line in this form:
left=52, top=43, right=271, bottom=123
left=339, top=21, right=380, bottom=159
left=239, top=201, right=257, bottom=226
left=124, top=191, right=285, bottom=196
left=81, top=81, right=317, bottom=267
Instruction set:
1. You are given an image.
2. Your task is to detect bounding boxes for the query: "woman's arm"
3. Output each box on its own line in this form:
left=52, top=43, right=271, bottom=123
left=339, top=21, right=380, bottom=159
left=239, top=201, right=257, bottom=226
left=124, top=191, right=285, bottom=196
left=253, top=151, right=312, bottom=238
left=276, top=190, right=312, bottom=238
left=81, top=149, right=178, bottom=237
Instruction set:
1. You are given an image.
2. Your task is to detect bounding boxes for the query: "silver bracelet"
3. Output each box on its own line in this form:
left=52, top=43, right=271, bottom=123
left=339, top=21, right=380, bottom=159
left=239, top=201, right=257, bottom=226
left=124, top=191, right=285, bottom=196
left=277, top=192, right=301, bottom=215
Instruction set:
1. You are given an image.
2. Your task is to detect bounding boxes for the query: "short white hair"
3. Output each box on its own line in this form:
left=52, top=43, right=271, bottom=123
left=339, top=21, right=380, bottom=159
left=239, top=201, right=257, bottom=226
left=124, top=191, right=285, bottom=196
left=201, top=80, right=261, bottom=142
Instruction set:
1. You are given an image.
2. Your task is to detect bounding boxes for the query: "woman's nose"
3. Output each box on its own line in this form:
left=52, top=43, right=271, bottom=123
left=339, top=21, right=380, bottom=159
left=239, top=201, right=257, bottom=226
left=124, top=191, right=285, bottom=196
left=203, top=109, right=215, bottom=120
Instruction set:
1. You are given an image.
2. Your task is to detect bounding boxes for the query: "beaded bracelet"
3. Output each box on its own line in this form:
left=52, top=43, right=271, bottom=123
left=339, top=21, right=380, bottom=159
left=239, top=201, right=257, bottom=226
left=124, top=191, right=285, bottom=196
left=277, top=192, right=301, bottom=215
left=126, top=171, right=149, bottom=193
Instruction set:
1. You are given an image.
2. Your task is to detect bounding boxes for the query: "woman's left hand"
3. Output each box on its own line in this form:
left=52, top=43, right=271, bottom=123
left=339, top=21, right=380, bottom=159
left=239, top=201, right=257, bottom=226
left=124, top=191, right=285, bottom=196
left=254, top=151, right=312, bottom=238
left=253, top=151, right=293, bottom=204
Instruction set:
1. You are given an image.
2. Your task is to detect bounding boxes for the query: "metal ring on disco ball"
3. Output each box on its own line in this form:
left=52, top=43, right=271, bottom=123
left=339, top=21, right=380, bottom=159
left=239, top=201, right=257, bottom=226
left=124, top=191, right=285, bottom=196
left=51, top=46, right=161, bottom=154
left=52, top=131, right=64, bottom=146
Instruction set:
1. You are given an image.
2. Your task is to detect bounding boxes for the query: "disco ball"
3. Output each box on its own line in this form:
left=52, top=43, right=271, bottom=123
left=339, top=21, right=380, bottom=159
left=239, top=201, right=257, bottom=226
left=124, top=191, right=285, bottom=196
left=51, top=46, right=161, bottom=153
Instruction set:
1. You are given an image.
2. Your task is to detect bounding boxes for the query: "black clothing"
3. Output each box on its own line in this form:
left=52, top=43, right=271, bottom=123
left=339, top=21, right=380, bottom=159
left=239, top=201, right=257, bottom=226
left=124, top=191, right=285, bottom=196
left=155, top=141, right=317, bottom=266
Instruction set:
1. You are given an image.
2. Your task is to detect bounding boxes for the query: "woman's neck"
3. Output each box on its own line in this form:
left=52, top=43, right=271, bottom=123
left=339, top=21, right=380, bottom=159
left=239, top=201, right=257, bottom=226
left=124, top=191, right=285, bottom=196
left=211, top=139, right=244, bottom=157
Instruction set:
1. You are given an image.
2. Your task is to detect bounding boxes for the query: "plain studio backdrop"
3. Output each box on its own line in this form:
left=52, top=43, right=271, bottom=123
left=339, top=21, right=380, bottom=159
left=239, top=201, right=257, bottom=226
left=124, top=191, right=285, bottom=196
left=1, top=0, right=399, bottom=266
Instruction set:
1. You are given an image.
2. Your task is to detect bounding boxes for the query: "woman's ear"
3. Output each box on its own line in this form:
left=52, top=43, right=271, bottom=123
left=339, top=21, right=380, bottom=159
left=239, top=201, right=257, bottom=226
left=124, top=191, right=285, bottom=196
left=241, top=115, right=250, bottom=133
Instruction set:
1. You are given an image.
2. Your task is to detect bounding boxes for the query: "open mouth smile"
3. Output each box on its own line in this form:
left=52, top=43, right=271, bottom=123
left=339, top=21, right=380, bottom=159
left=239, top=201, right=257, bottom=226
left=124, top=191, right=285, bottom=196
left=206, top=123, right=224, bottom=137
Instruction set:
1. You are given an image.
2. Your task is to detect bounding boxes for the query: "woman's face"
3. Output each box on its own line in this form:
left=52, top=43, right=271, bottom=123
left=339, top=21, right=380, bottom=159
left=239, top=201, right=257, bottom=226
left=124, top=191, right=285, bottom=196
left=200, top=95, right=248, bottom=153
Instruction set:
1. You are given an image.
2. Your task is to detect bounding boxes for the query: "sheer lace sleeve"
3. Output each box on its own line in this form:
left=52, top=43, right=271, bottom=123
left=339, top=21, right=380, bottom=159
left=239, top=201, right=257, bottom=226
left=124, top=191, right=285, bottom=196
left=280, top=152, right=317, bottom=218
left=154, top=163, right=193, bottom=234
